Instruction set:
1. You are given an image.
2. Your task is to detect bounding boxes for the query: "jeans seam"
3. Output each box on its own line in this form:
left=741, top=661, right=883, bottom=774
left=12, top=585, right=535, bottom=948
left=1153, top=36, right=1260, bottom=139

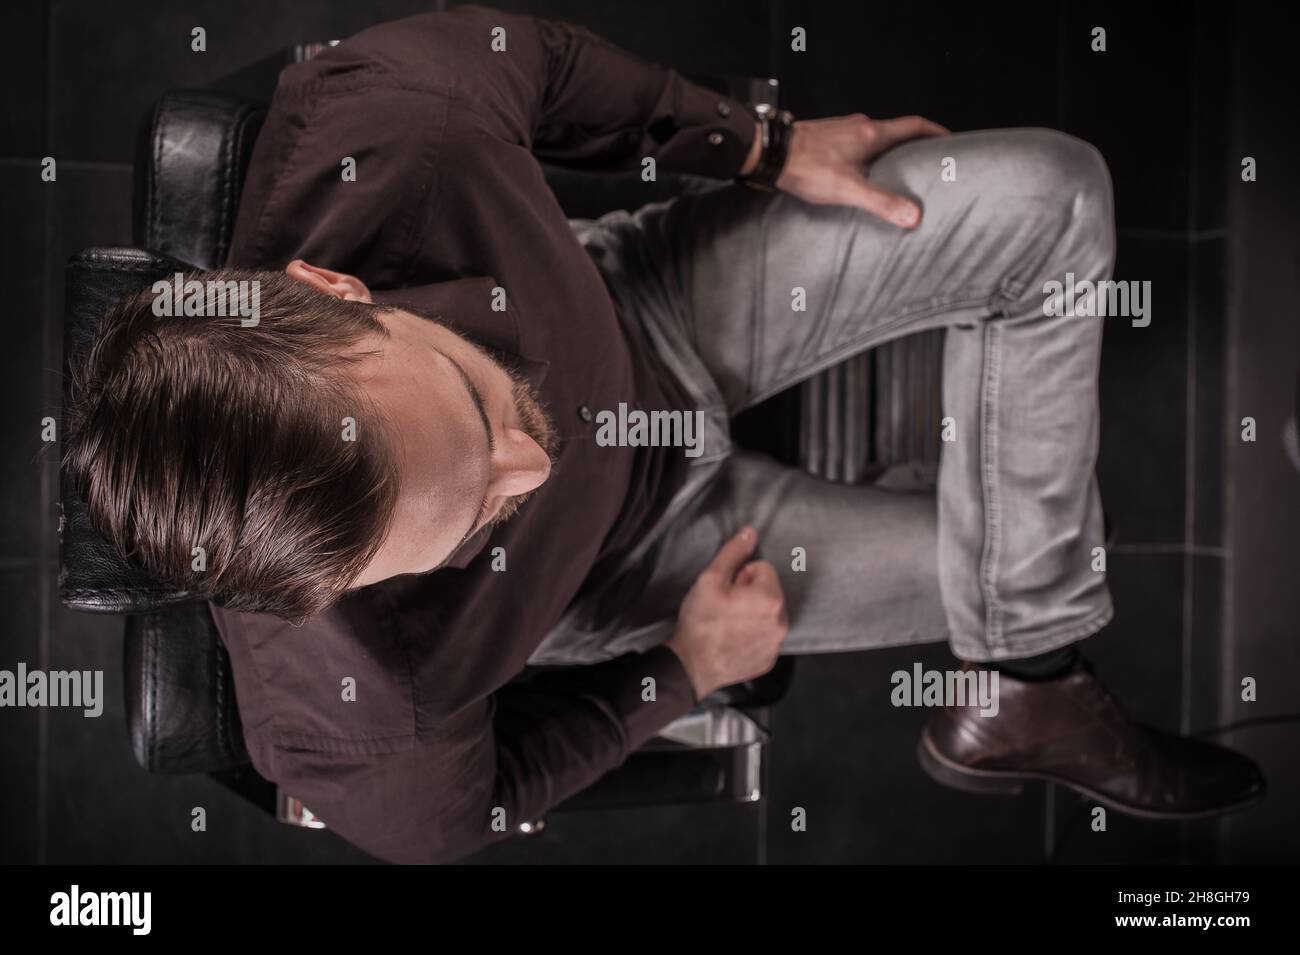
left=980, top=321, right=1005, bottom=649
left=746, top=198, right=774, bottom=407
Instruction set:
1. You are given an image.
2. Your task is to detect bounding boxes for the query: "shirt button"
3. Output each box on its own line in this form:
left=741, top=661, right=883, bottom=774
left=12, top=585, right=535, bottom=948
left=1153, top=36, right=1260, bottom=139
left=577, top=405, right=592, bottom=423
left=707, top=131, right=724, bottom=146
left=716, top=102, right=732, bottom=118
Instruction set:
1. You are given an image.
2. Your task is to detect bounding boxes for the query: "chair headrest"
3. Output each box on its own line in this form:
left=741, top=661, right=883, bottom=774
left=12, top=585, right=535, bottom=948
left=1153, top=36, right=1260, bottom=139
left=59, top=247, right=202, bottom=613
left=134, top=89, right=265, bottom=269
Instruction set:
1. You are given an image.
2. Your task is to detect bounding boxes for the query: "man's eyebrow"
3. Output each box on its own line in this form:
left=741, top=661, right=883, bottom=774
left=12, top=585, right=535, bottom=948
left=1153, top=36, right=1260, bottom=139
left=432, top=347, right=494, bottom=556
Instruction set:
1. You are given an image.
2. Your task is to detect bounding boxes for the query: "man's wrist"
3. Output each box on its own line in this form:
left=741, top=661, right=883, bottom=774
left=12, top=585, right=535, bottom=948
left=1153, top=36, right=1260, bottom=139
left=664, top=637, right=710, bottom=702
left=737, top=107, right=795, bottom=191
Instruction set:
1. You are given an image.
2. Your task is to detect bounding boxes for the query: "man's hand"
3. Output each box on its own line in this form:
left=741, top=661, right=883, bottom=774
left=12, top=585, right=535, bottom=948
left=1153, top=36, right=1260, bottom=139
left=774, top=113, right=950, bottom=229
left=666, top=526, right=790, bottom=700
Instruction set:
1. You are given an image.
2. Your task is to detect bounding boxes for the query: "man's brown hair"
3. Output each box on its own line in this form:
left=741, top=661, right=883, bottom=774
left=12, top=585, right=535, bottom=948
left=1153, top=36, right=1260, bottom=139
left=62, top=268, right=402, bottom=622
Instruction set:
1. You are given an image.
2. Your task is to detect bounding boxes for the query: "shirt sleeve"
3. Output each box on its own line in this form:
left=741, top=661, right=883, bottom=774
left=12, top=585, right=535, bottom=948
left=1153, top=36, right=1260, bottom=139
left=255, top=644, right=700, bottom=864
left=351, top=4, right=760, bottom=179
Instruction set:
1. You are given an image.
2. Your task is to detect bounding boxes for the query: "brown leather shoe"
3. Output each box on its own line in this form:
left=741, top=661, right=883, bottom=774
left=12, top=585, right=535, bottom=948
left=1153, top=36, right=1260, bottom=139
left=918, top=661, right=1266, bottom=819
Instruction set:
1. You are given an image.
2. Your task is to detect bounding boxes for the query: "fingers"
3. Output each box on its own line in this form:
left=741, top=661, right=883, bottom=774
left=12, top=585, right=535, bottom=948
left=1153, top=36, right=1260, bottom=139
left=871, top=115, right=951, bottom=152
left=737, top=560, right=786, bottom=625
left=738, top=558, right=781, bottom=594
left=845, top=175, right=923, bottom=229
left=852, top=114, right=946, bottom=228
left=704, top=525, right=759, bottom=586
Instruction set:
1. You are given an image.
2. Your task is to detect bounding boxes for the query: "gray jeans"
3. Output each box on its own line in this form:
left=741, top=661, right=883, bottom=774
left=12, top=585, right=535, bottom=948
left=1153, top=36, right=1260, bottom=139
left=529, top=127, right=1116, bottom=666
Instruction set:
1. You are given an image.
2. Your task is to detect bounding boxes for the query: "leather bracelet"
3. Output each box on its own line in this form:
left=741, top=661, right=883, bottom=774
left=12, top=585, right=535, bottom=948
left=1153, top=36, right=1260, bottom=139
left=739, top=106, right=795, bottom=192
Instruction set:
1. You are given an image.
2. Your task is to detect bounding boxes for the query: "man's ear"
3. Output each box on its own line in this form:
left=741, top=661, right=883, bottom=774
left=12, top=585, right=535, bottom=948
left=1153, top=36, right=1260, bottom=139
left=285, top=259, right=374, bottom=302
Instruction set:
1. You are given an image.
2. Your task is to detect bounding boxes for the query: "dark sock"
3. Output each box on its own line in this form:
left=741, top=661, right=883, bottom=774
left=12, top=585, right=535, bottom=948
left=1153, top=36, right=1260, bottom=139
left=993, top=644, right=1082, bottom=681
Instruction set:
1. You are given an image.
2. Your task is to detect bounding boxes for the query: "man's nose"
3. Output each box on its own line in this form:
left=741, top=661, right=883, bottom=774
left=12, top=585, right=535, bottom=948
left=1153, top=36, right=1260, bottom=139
left=486, top=427, right=551, bottom=499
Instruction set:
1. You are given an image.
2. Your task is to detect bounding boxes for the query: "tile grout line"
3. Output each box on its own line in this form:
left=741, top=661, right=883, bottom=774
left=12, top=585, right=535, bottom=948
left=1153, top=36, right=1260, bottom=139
left=37, top=0, right=54, bottom=867
left=1180, top=232, right=1197, bottom=743
left=1110, top=543, right=1226, bottom=557
left=0, top=157, right=132, bottom=170
left=1180, top=3, right=1209, bottom=862
left=1181, top=8, right=1201, bottom=746
left=1117, top=226, right=1227, bottom=241
left=1216, top=0, right=1244, bottom=862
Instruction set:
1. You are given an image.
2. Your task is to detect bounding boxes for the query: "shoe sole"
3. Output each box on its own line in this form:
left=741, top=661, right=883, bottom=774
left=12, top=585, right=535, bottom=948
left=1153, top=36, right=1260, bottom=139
left=917, top=729, right=1266, bottom=821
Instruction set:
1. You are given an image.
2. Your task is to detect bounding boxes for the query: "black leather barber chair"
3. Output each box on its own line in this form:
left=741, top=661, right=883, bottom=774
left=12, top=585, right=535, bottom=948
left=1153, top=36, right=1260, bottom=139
left=59, top=47, right=809, bottom=847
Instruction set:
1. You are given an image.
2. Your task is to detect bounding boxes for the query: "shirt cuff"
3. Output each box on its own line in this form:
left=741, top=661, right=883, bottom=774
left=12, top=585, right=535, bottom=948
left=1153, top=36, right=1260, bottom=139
left=609, top=643, right=700, bottom=748
left=658, top=81, right=759, bottom=181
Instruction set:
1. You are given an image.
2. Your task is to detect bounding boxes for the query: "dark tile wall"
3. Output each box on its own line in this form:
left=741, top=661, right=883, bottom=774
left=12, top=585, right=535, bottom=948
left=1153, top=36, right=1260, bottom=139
left=2, top=0, right=1288, bottom=865
left=1220, top=0, right=1300, bottom=864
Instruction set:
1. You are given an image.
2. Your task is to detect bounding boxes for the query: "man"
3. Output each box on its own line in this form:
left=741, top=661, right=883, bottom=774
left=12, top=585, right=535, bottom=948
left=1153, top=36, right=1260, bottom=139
left=63, top=5, right=1263, bottom=863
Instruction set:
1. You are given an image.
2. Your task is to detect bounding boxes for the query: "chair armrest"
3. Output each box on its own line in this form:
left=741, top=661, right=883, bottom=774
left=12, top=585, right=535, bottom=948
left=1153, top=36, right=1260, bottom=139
left=553, top=705, right=769, bottom=812
left=124, top=600, right=249, bottom=774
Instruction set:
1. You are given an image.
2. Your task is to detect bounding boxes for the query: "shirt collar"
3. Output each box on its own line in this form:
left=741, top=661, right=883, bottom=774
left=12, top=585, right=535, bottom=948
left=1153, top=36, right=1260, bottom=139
left=370, top=277, right=550, bottom=570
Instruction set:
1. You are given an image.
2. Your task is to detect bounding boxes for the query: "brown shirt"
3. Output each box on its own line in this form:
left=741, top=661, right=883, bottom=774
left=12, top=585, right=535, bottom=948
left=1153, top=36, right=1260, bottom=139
left=211, top=5, right=757, bottom=863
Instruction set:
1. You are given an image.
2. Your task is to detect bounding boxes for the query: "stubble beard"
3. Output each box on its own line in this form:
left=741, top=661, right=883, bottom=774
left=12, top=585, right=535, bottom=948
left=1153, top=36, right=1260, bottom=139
left=486, top=362, right=557, bottom=527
